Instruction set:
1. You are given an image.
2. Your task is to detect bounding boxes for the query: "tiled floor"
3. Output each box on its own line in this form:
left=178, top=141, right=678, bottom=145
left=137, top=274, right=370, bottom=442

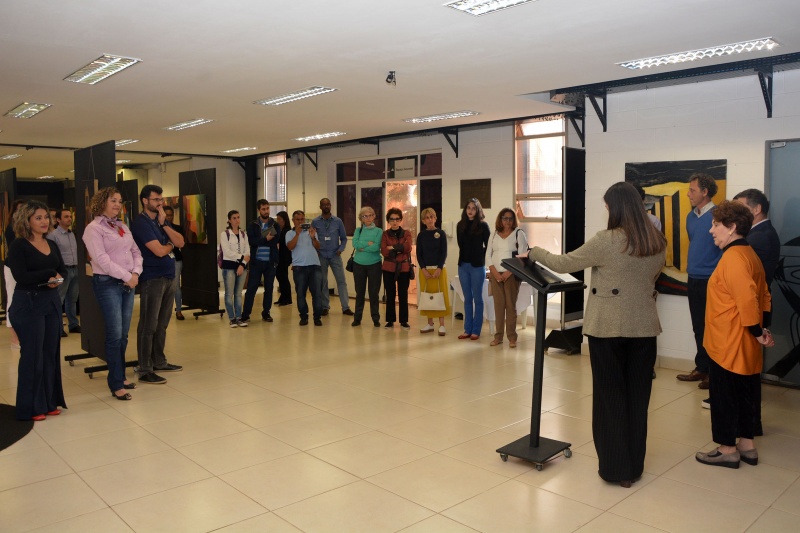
left=1, top=295, right=799, bottom=532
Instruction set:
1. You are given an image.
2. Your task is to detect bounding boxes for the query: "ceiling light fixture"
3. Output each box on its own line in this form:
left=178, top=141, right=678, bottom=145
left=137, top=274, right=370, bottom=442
left=254, top=86, right=337, bottom=106
left=444, top=0, right=537, bottom=16
left=0, top=154, right=22, bottom=160
left=36, top=176, right=54, bottom=180
left=116, top=160, right=131, bottom=164
left=115, top=139, right=139, bottom=147
left=164, top=118, right=214, bottom=131
left=294, top=132, right=346, bottom=142
left=64, top=54, right=141, bottom=85
left=404, top=110, right=480, bottom=124
left=4, top=102, right=51, bottom=118
left=220, top=147, right=257, bottom=153
left=617, top=37, right=780, bottom=70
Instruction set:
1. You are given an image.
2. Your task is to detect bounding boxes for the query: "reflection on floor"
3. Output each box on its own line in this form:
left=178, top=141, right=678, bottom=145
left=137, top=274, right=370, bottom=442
left=1, top=296, right=799, bottom=532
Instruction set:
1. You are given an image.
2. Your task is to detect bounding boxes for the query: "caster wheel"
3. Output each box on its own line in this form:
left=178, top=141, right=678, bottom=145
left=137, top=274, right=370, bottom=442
left=195, top=316, right=199, bottom=320
left=500, top=454, right=508, bottom=462
left=88, top=373, right=93, bottom=379
left=69, top=361, right=75, bottom=366
left=535, top=464, right=543, bottom=471
left=564, top=449, right=572, bottom=458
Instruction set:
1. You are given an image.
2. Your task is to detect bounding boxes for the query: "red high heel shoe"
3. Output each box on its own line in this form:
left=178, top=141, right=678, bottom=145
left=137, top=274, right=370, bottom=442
left=47, top=410, right=61, bottom=416
left=32, top=414, right=46, bottom=421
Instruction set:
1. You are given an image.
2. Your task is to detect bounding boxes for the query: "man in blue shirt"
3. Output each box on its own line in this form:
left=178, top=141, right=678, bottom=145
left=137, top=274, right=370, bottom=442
left=311, top=198, right=353, bottom=316
left=242, top=199, right=280, bottom=324
left=47, top=209, right=80, bottom=336
left=677, top=174, right=722, bottom=390
left=286, top=210, right=323, bottom=326
left=131, top=185, right=185, bottom=384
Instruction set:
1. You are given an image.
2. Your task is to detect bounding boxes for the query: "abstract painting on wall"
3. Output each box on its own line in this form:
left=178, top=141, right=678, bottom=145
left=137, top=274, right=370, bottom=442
left=182, top=194, right=207, bottom=244
left=625, top=159, right=727, bottom=296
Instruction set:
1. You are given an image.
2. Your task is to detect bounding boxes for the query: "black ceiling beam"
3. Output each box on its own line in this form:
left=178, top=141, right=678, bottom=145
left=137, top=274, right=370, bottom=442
left=359, top=139, right=380, bottom=154
left=587, top=91, right=607, bottom=133
left=440, top=129, right=459, bottom=157
left=302, top=150, right=318, bottom=170
left=567, top=109, right=585, bottom=147
left=757, top=66, right=774, bottom=118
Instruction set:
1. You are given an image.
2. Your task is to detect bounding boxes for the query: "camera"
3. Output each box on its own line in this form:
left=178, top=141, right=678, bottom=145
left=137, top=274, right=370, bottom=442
left=301, top=223, right=311, bottom=231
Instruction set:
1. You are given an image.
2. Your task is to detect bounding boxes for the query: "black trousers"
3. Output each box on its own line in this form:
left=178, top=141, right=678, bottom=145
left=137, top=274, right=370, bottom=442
left=352, top=262, right=382, bottom=323
left=687, top=277, right=711, bottom=373
left=383, top=270, right=410, bottom=324
left=709, top=358, right=760, bottom=446
left=587, top=336, right=657, bottom=483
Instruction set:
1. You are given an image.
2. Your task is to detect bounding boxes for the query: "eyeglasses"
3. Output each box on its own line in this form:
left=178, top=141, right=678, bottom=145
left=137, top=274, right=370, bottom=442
left=388, top=217, right=401, bottom=221
left=361, top=214, right=374, bottom=218
left=501, top=216, right=514, bottom=221
left=147, top=197, right=164, bottom=203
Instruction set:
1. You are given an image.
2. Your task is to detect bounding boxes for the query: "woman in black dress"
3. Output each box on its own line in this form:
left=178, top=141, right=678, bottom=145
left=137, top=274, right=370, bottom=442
left=7, top=201, right=67, bottom=421
left=275, top=211, right=293, bottom=306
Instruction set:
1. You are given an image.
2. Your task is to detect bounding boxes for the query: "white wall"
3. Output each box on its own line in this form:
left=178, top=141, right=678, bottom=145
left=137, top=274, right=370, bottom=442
left=584, top=69, right=800, bottom=370
left=285, top=125, right=516, bottom=299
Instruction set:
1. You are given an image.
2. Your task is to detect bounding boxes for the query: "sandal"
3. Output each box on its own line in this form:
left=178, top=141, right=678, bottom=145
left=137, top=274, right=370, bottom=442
left=112, top=391, right=132, bottom=401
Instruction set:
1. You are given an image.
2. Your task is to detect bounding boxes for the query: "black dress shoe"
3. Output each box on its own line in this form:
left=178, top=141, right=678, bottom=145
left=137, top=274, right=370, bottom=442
left=351, top=320, right=361, bottom=327
left=322, top=308, right=329, bottom=316
left=314, top=319, right=323, bottom=326
left=299, top=318, right=309, bottom=326
left=69, top=326, right=82, bottom=333
left=343, top=309, right=354, bottom=316
left=61, top=330, right=68, bottom=338
left=263, top=314, right=273, bottom=322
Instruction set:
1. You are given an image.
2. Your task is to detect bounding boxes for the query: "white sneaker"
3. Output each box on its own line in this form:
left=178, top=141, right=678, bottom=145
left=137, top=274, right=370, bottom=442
left=438, top=326, right=446, bottom=336
left=420, top=323, right=434, bottom=334
left=229, top=320, right=237, bottom=328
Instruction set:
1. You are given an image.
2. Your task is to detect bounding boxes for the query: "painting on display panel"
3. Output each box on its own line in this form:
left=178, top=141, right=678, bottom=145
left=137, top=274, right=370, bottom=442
left=182, top=194, right=208, bottom=244
left=625, top=159, right=727, bottom=296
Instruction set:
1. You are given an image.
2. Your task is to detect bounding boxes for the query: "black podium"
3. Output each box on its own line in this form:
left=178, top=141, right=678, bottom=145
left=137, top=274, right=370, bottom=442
left=495, top=256, right=585, bottom=470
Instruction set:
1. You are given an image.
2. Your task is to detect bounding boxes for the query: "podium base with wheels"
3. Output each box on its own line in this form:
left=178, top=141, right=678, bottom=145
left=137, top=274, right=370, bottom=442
left=496, top=435, right=572, bottom=471
left=64, top=353, right=138, bottom=379
left=544, top=326, right=583, bottom=355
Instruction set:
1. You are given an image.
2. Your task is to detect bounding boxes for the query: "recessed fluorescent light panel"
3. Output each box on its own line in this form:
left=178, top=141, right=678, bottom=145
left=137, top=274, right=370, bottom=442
left=37, top=176, right=54, bottom=180
left=0, top=154, right=22, bottom=160
left=404, top=110, right=480, bottom=124
left=164, top=119, right=214, bottom=131
left=4, top=102, right=51, bottom=118
left=617, top=37, right=779, bottom=70
left=115, top=139, right=139, bottom=147
left=64, top=54, right=141, bottom=85
left=116, top=160, right=131, bottom=164
left=254, top=86, right=337, bottom=106
left=294, top=132, right=346, bottom=142
left=445, top=0, right=537, bottom=16
left=220, top=147, right=257, bottom=154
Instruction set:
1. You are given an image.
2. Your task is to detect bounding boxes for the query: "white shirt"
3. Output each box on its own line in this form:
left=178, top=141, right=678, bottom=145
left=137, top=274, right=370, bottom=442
left=486, top=229, right=528, bottom=272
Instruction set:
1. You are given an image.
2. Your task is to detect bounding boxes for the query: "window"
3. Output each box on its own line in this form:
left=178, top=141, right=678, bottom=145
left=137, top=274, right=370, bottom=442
left=515, top=118, right=565, bottom=256
left=264, top=153, right=287, bottom=208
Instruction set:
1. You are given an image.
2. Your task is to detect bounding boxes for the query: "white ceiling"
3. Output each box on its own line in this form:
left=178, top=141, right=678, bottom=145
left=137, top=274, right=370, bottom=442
left=1, top=0, right=799, bottom=180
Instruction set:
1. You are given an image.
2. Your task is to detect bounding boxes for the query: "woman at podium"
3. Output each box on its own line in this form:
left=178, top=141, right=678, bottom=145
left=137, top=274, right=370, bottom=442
left=528, top=182, right=666, bottom=487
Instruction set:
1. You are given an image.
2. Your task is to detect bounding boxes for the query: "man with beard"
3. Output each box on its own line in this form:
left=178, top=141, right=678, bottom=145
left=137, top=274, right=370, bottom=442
left=131, top=185, right=185, bottom=384
left=311, top=198, right=353, bottom=316
left=242, top=199, right=280, bottom=323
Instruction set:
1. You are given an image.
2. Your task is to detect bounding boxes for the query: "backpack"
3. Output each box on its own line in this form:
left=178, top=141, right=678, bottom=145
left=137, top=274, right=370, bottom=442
left=217, top=229, right=244, bottom=268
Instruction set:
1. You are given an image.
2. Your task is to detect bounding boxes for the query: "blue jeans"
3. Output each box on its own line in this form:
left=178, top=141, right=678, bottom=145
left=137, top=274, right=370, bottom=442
left=92, top=275, right=135, bottom=392
left=137, top=277, right=176, bottom=375
left=293, top=265, right=323, bottom=320
left=458, top=264, right=486, bottom=336
left=319, top=254, right=350, bottom=310
left=242, top=259, right=276, bottom=320
left=222, top=268, right=247, bottom=320
left=57, top=265, right=80, bottom=330
left=173, top=260, right=183, bottom=312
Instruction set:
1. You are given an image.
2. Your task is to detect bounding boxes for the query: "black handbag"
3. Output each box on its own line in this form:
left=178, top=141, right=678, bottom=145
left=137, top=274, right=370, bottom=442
left=346, top=250, right=355, bottom=272
left=407, top=258, right=415, bottom=280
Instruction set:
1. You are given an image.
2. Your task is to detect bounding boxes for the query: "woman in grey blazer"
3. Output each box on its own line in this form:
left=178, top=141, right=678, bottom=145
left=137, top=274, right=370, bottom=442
left=529, top=182, right=666, bottom=488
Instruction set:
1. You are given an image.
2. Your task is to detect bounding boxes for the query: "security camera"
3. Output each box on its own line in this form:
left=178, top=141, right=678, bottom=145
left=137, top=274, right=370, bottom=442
left=386, top=71, right=396, bottom=86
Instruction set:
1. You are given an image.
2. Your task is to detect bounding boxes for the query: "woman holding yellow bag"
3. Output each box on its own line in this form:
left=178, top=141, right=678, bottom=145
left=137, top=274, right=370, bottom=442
left=416, top=208, right=450, bottom=335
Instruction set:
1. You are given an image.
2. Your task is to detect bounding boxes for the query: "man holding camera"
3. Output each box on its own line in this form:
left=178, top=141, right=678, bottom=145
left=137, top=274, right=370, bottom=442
left=242, top=199, right=279, bottom=324
left=285, top=210, right=323, bottom=326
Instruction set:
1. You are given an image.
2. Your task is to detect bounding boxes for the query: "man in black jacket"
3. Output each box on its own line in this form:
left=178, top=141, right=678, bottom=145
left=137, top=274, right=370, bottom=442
left=733, top=189, right=780, bottom=287
left=241, top=199, right=280, bottom=323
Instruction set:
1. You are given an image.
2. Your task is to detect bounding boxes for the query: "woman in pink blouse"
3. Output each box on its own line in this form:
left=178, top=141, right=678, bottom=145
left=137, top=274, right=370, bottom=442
left=83, top=188, right=143, bottom=401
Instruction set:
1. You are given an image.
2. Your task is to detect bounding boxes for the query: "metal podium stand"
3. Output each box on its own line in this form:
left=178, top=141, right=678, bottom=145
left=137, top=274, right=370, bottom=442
left=495, top=257, right=585, bottom=470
